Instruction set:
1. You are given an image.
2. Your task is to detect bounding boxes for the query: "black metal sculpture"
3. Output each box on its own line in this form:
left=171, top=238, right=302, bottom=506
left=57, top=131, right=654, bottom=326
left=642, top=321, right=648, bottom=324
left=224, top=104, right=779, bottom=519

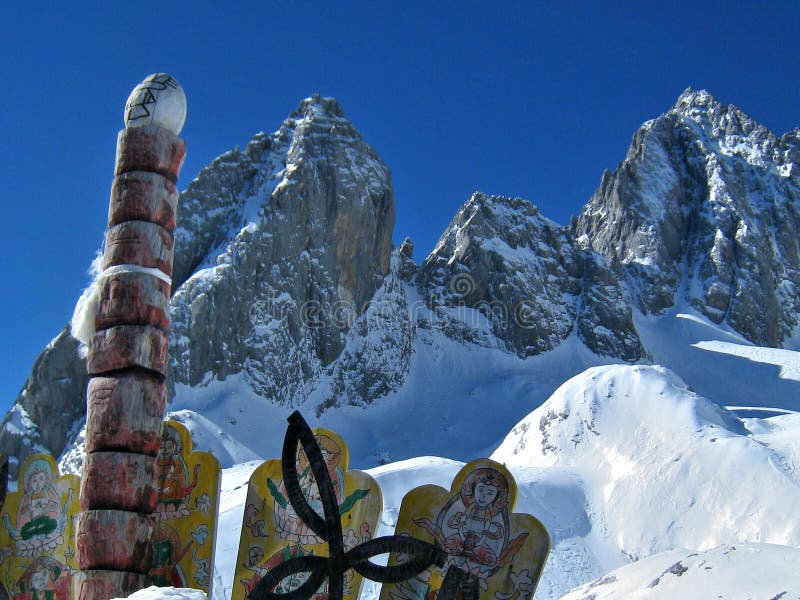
left=250, top=412, right=446, bottom=600
left=0, top=454, right=7, bottom=510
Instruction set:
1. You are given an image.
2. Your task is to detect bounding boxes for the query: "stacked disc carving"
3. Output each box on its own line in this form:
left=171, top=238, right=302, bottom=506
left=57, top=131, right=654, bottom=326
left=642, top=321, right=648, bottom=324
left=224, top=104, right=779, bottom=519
left=77, top=117, right=185, bottom=600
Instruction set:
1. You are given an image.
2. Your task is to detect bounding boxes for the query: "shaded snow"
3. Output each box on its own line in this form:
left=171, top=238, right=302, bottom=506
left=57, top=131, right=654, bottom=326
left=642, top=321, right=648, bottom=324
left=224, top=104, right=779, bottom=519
left=559, top=543, right=800, bottom=599
left=195, top=362, right=800, bottom=600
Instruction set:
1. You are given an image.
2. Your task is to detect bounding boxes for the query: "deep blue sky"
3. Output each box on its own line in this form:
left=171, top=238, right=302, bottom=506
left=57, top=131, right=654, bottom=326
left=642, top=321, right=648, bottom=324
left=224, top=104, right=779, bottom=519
left=1, top=2, right=798, bottom=412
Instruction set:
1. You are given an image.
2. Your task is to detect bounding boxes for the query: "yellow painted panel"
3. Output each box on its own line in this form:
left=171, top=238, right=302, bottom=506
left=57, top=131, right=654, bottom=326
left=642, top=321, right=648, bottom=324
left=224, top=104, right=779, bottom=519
left=380, top=459, right=550, bottom=600
left=0, top=454, right=80, bottom=600
left=152, top=420, right=221, bottom=596
left=233, top=428, right=382, bottom=600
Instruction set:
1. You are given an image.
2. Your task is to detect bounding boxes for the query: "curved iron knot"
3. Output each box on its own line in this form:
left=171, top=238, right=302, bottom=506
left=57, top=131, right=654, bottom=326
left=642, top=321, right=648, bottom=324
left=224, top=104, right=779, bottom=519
left=250, top=411, right=447, bottom=600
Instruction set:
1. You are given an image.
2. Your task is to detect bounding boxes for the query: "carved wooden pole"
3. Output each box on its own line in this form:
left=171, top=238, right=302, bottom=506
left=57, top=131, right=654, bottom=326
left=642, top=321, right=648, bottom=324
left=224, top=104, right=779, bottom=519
left=75, top=74, right=187, bottom=600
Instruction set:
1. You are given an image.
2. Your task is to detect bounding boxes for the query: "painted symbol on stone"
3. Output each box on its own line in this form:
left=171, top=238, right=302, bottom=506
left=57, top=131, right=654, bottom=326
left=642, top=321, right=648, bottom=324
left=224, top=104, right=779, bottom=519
left=124, top=73, right=187, bottom=135
left=380, top=459, right=550, bottom=600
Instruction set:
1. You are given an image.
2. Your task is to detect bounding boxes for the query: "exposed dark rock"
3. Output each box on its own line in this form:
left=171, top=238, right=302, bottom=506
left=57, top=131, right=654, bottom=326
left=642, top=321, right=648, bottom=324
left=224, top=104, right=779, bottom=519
left=575, top=88, right=800, bottom=346
left=577, top=254, right=647, bottom=361
left=4, top=89, right=798, bottom=472
left=420, top=193, right=582, bottom=356
left=168, top=95, right=395, bottom=403
left=0, top=328, right=87, bottom=478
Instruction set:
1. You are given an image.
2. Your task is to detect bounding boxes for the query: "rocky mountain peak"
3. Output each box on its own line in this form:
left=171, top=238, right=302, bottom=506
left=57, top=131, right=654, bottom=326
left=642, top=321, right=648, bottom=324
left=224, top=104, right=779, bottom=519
left=672, top=87, right=727, bottom=119
left=575, top=89, right=800, bottom=346
left=173, top=95, right=393, bottom=292
left=169, top=94, right=395, bottom=394
left=670, top=88, right=781, bottom=165
left=420, top=191, right=644, bottom=361
left=672, top=87, right=743, bottom=126
left=289, top=94, right=347, bottom=121
left=1, top=89, right=796, bottom=480
left=429, top=192, right=547, bottom=258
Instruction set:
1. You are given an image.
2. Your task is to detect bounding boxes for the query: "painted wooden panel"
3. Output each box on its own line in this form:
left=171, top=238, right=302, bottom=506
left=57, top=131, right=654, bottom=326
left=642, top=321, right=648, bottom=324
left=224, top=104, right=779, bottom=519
left=379, top=459, right=550, bottom=600
left=233, top=428, right=382, bottom=600
left=151, top=420, right=221, bottom=597
left=0, top=454, right=80, bottom=600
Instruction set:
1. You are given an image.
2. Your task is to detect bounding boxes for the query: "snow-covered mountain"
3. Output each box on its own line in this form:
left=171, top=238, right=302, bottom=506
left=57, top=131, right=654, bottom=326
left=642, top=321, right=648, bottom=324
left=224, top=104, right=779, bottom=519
left=1, top=89, right=799, bottom=597
left=210, top=360, right=800, bottom=599
left=575, top=89, right=800, bottom=346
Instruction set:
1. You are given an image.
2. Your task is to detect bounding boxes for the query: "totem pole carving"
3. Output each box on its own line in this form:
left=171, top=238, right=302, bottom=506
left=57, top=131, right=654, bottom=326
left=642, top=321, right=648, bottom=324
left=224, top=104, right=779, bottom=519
left=74, top=73, right=187, bottom=600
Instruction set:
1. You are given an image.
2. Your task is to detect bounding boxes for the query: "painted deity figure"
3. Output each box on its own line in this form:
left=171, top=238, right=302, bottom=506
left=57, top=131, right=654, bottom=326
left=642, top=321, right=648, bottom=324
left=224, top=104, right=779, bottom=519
left=12, top=557, right=71, bottom=600
left=268, top=434, right=348, bottom=545
left=234, top=424, right=385, bottom=600
left=150, top=523, right=192, bottom=588
left=239, top=545, right=318, bottom=599
left=156, top=425, right=199, bottom=519
left=2, top=459, right=72, bottom=556
left=416, top=467, right=528, bottom=591
left=258, top=432, right=371, bottom=600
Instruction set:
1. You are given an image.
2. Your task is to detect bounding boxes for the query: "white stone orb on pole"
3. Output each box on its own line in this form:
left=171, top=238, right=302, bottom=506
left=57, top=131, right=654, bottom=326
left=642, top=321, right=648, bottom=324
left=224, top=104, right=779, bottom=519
left=124, top=73, right=187, bottom=135
left=76, top=71, right=187, bottom=600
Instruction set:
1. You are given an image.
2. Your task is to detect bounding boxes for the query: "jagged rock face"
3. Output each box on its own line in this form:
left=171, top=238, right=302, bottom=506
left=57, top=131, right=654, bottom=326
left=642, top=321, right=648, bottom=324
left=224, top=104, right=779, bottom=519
left=419, top=193, right=645, bottom=361
left=4, top=89, right=797, bottom=472
left=421, top=193, right=581, bottom=355
left=577, top=254, right=647, bottom=361
left=169, top=95, right=395, bottom=402
left=575, top=89, right=800, bottom=346
left=0, top=328, right=87, bottom=478
left=317, top=250, right=416, bottom=413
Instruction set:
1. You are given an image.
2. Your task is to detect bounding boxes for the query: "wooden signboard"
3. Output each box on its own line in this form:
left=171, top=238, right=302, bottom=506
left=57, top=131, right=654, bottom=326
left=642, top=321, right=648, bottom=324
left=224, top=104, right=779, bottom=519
left=0, top=454, right=80, bottom=600
left=151, top=420, right=221, bottom=596
left=233, top=428, right=382, bottom=600
left=379, top=459, right=550, bottom=600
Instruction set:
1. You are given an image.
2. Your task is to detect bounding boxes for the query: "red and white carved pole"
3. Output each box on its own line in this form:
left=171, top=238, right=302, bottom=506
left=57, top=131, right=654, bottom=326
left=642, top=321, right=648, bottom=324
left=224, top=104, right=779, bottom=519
left=75, top=74, right=187, bottom=600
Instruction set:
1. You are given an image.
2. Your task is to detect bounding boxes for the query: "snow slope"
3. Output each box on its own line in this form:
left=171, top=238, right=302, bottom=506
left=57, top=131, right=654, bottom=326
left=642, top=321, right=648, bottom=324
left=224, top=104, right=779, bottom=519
left=636, top=307, right=800, bottom=415
left=169, top=307, right=615, bottom=470
left=204, top=360, right=800, bottom=600
left=559, top=543, right=800, bottom=599
left=493, top=366, right=800, bottom=562
left=170, top=291, right=800, bottom=475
